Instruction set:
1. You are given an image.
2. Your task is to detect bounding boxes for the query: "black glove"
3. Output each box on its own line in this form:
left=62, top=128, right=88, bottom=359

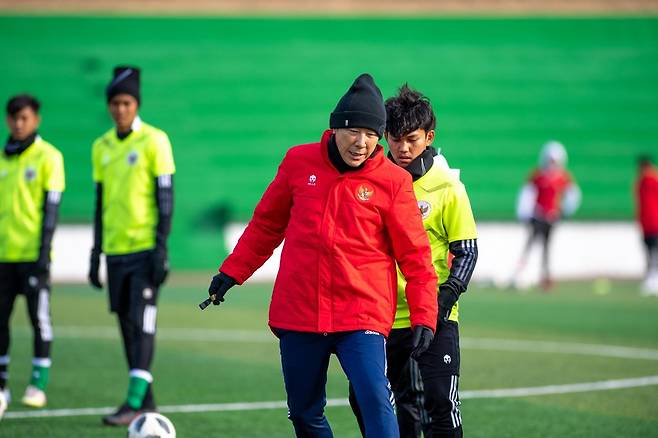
left=410, top=325, right=434, bottom=359
left=152, top=246, right=169, bottom=287
left=208, top=272, right=237, bottom=305
left=88, top=249, right=103, bottom=290
left=438, top=285, right=460, bottom=328
left=31, top=250, right=50, bottom=276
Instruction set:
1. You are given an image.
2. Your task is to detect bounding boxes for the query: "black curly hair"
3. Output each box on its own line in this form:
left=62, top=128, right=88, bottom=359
left=385, top=84, right=435, bottom=139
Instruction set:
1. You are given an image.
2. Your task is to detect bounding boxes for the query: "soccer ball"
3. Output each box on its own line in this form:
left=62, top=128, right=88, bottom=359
left=127, top=412, right=176, bottom=438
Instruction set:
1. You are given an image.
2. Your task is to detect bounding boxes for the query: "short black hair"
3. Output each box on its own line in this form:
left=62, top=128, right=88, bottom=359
left=638, top=154, right=653, bottom=167
left=385, top=84, right=436, bottom=139
left=6, top=94, right=40, bottom=116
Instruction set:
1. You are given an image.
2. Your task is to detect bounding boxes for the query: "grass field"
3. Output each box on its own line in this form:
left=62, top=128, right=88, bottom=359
left=0, top=277, right=656, bottom=436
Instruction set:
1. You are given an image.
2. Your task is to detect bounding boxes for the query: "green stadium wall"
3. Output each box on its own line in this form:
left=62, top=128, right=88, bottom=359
left=1, top=16, right=657, bottom=269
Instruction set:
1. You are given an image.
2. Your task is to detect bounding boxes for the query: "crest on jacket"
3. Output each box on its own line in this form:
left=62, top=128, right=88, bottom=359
left=127, top=151, right=139, bottom=166
left=418, top=200, right=432, bottom=219
left=356, top=184, right=374, bottom=201
left=24, top=166, right=37, bottom=182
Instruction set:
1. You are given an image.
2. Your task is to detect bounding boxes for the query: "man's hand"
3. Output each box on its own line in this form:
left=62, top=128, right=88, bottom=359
left=410, top=325, right=434, bottom=359
left=88, top=249, right=103, bottom=290
left=208, top=272, right=237, bottom=305
left=438, top=285, right=460, bottom=327
left=152, top=246, right=169, bottom=287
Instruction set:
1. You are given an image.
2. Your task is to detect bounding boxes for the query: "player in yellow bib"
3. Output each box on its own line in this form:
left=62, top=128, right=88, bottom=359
left=88, top=66, right=175, bottom=426
left=350, top=85, right=478, bottom=437
left=0, top=95, right=64, bottom=416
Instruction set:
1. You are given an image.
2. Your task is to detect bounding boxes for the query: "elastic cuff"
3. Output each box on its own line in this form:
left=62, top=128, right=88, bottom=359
left=32, top=357, right=52, bottom=368
left=129, top=369, right=153, bottom=383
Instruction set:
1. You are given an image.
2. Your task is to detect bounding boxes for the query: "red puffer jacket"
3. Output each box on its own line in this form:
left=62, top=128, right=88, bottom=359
left=637, top=167, right=658, bottom=235
left=220, top=130, right=438, bottom=335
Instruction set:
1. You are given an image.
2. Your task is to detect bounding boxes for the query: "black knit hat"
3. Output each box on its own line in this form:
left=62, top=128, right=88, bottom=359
left=330, top=73, right=386, bottom=138
left=106, top=66, right=140, bottom=104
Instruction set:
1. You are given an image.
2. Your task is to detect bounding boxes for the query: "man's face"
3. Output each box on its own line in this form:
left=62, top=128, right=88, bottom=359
left=6, top=107, right=40, bottom=141
left=108, top=94, right=138, bottom=132
left=386, top=129, right=435, bottom=168
left=334, top=128, right=379, bottom=167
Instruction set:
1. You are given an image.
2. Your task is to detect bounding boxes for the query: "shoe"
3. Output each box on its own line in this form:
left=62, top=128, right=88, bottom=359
left=2, top=388, right=10, bottom=404
left=102, top=403, right=142, bottom=426
left=140, top=385, right=156, bottom=412
left=140, top=401, right=157, bottom=413
left=0, top=390, right=7, bottom=420
left=21, top=385, right=46, bottom=408
left=640, top=287, right=658, bottom=297
left=641, top=274, right=658, bottom=296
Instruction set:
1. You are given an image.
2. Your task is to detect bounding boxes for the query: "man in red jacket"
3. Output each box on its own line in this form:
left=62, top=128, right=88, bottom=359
left=636, top=155, right=658, bottom=295
left=206, top=73, right=438, bottom=437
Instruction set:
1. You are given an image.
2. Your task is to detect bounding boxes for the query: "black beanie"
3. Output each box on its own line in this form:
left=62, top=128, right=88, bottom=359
left=106, top=66, right=140, bottom=104
left=330, top=73, right=386, bottom=138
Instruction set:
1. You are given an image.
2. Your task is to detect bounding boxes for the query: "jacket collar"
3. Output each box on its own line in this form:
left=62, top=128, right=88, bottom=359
left=115, top=115, right=142, bottom=141
left=4, top=132, right=38, bottom=157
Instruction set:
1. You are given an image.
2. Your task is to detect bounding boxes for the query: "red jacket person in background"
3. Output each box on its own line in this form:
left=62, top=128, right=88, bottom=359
left=636, top=155, right=658, bottom=295
left=511, top=140, right=581, bottom=290
left=205, top=74, right=438, bottom=437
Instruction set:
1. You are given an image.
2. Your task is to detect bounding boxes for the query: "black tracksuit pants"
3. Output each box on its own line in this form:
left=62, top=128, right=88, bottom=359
left=0, top=262, right=52, bottom=388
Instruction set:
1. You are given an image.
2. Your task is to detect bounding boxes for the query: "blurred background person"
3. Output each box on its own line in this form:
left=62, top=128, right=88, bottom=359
left=89, top=66, right=176, bottom=426
left=635, top=155, right=658, bottom=296
left=0, top=94, right=65, bottom=415
left=511, top=141, right=581, bottom=290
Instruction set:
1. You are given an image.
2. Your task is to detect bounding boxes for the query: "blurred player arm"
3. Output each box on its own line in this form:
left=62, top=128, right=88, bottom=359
left=561, top=183, right=581, bottom=217
left=36, top=190, right=62, bottom=273
left=152, top=174, right=174, bottom=286
left=37, top=150, right=65, bottom=274
left=89, top=183, right=103, bottom=288
left=516, top=183, right=537, bottom=221
left=155, top=174, right=173, bottom=249
left=149, top=132, right=175, bottom=287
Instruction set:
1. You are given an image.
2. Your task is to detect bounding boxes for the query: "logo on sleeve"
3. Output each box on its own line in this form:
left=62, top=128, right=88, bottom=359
left=418, top=200, right=432, bottom=219
left=24, top=166, right=36, bottom=182
left=127, top=151, right=139, bottom=166
left=356, top=184, right=374, bottom=202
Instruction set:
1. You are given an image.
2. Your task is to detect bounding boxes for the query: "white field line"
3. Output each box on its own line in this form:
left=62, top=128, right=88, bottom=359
left=461, top=337, right=658, bottom=361
left=5, top=375, right=658, bottom=420
left=15, top=326, right=658, bottom=361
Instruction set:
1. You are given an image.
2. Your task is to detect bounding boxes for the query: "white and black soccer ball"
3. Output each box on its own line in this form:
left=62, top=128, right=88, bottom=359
left=127, top=412, right=176, bottom=438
